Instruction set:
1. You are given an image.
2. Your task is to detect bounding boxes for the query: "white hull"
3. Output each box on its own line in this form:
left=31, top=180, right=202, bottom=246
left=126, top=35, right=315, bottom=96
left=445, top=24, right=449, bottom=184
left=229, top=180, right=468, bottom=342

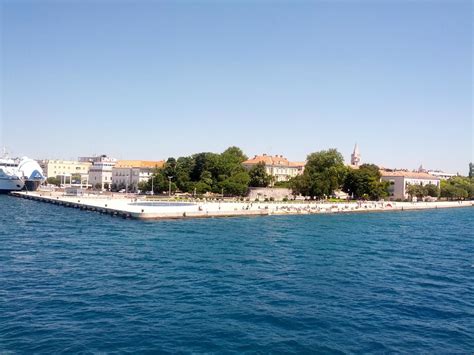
left=0, top=177, right=25, bottom=192
left=0, top=155, right=44, bottom=192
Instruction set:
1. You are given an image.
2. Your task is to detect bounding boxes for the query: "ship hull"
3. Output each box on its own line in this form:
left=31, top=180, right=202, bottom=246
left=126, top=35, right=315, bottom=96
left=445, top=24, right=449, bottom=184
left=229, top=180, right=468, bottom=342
left=23, top=180, right=42, bottom=192
left=0, top=177, right=25, bottom=193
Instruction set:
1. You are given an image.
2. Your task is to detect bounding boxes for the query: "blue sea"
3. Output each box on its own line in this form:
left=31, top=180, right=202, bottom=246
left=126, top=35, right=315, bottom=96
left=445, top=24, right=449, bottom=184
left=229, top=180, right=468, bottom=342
left=0, top=195, right=473, bottom=353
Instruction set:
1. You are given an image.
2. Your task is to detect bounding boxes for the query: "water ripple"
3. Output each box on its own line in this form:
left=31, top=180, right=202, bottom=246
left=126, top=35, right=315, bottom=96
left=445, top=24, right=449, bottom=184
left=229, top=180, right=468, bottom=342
left=0, top=195, right=473, bottom=353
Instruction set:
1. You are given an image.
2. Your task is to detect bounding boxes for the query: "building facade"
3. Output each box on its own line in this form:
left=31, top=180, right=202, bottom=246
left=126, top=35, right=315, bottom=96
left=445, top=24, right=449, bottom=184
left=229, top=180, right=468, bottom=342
left=112, top=160, right=164, bottom=192
left=380, top=170, right=441, bottom=200
left=39, top=160, right=92, bottom=179
left=242, top=154, right=305, bottom=183
left=88, top=156, right=117, bottom=190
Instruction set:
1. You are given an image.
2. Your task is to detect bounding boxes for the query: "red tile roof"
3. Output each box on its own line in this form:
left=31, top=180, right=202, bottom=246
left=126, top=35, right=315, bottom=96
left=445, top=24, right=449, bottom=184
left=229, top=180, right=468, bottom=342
left=380, top=170, right=441, bottom=180
left=243, top=154, right=305, bottom=167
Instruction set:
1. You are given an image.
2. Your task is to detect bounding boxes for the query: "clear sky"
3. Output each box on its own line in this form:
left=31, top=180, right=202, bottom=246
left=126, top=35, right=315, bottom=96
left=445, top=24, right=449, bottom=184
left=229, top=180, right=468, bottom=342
left=1, top=0, right=472, bottom=174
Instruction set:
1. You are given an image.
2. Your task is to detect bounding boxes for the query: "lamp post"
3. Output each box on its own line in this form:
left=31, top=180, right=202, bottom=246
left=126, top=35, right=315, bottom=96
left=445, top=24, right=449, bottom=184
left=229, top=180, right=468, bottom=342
left=151, top=176, right=154, bottom=196
left=168, top=176, right=172, bottom=198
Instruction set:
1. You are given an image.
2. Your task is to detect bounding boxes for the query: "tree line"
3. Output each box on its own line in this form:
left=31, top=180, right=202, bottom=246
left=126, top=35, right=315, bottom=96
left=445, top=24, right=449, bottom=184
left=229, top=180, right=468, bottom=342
left=440, top=176, right=474, bottom=200
left=133, top=147, right=474, bottom=200
left=138, top=146, right=273, bottom=196
left=45, top=147, right=473, bottom=201
left=140, top=147, right=391, bottom=199
left=289, top=149, right=390, bottom=200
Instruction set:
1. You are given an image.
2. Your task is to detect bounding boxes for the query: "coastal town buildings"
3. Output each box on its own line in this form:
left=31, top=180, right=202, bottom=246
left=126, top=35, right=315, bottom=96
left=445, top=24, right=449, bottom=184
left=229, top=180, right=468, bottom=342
left=112, top=160, right=164, bottom=192
left=39, top=160, right=92, bottom=179
left=87, top=155, right=117, bottom=190
left=242, top=154, right=305, bottom=184
left=417, top=164, right=457, bottom=180
left=380, top=170, right=441, bottom=200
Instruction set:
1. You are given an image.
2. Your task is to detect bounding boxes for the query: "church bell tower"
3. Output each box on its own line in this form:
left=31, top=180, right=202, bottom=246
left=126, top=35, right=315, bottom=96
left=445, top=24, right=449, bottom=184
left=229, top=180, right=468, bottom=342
left=351, top=143, right=361, bottom=167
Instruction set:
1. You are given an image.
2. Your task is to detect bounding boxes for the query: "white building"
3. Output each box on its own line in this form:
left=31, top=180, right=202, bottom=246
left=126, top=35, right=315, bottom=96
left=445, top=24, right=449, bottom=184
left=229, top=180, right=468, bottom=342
left=242, top=154, right=305, bottom=183
left=380, top=170, right=441, bottom=200
left=112, top=160, right=164, bottom=192
left=426, top=170, right=457, bottom=180
left=88, top=156, right=117, bottom=190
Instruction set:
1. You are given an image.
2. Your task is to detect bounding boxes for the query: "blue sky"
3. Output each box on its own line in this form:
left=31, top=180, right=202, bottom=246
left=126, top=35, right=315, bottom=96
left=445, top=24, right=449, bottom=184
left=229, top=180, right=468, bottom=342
left=1, top=0, right=472, bottom=174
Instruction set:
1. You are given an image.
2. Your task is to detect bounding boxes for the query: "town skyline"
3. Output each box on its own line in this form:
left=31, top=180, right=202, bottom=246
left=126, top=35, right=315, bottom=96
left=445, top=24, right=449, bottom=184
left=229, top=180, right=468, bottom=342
left=1, top=0, right=472, bottom=174
left=9, top=144, right=469, bottom=176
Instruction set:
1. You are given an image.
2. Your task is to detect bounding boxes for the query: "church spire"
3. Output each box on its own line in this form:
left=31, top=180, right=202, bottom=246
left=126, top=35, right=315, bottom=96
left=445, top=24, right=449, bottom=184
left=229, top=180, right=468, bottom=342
left=351, top=143, right=361, bottom=167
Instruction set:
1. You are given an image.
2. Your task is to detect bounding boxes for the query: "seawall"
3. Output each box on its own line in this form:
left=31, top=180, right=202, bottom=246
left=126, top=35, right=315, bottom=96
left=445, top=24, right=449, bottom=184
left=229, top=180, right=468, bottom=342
left=10, top=191, right=473, bottom=221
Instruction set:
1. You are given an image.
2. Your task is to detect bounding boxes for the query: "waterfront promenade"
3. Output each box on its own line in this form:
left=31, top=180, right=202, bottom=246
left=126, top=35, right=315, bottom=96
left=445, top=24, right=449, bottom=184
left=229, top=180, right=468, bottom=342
left=11, top=191, right=473, bottom=220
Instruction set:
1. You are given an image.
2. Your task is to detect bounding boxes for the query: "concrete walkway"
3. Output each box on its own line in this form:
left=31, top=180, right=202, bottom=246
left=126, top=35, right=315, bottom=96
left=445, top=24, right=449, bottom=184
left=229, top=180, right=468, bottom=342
left=11, top=191, right=473, bottom=220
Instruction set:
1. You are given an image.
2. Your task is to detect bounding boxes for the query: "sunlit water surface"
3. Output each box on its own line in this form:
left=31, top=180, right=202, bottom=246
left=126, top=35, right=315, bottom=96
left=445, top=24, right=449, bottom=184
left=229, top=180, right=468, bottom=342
left=0, top=195, right=472, bottom=353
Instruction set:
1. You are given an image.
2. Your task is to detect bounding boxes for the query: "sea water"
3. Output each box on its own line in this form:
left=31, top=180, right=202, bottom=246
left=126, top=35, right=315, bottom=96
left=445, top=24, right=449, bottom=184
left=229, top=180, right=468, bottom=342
left=0, top=195, right=472, bottom=353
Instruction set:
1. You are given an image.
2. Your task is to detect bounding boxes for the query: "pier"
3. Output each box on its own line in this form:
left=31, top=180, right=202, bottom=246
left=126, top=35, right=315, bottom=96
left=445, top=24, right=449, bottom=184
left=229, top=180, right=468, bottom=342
left=10, top=191, right=473, bottom=221
left=10, top=191, right=271, bottom=220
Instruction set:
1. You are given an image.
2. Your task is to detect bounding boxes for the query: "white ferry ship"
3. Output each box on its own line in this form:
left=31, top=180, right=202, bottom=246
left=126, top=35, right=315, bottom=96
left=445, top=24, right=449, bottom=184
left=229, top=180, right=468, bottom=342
left=0, top=151, right=45, bottom=193
left=0, top=157, right=24, bottom=193
left=18, top=157, right=46, bottom=191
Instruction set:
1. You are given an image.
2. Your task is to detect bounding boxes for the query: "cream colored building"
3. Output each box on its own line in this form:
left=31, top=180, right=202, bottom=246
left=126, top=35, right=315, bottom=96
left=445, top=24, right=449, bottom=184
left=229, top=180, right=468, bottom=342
left=380, top=170, right=441, bottom=200
left=39, top=160, right=92, bottom=179
left=112, top=160, right=164, bottom=192
left=242, top=154, right=305, bottom=183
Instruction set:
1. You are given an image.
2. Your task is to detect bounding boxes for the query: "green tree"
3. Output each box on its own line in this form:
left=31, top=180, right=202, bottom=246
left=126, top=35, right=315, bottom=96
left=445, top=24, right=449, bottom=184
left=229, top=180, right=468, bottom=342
left=219, top=146, right=247, bottom=175
left=407, top=184, right=426, bottom=200
left=293, top=149, right=347, bottom=199
left=191, top=153, right=219, bottom=182
left=195, top=181, right=212, bottom=194
left=175, top=156, right=194, bottom=191
left=47, top=177, right=61, bottom=186
left=220, top=171, right=250, bottom=196
left=141, top=146, right=251, bottom=196
left=163, top=157, right=177, bottom=179
left=343, top=164, right=389, bottom=200
left=249, top=162, right=271, bottom=187
left=289, top=174, right=311, bottom=197
left=441, top=176, right=473, bottom=200
left=424, top=183, right=440, bottom=197
left=137, top=181, right=149, bottom=193
left=200, top=170, right=214, bottom=186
